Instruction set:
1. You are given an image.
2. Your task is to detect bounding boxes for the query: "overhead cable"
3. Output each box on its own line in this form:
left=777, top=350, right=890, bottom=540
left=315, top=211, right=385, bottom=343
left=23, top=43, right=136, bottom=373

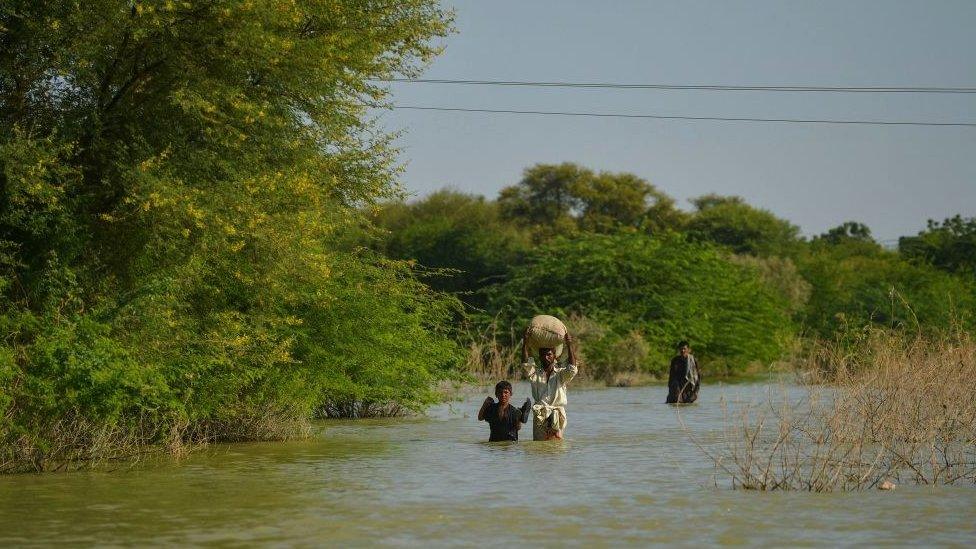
left=381, top=105, right=976, bottom=127
left=380, top=78, right=976, bottom=94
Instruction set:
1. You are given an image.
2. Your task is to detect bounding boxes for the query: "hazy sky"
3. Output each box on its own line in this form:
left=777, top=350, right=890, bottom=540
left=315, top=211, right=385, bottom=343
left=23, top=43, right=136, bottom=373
left=374, top=0, right=976, bottom=241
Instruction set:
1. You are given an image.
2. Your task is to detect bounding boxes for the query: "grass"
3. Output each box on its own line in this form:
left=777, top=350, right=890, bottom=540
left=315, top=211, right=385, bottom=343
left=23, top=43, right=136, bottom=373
left=701, top=329, right=976, bottom=491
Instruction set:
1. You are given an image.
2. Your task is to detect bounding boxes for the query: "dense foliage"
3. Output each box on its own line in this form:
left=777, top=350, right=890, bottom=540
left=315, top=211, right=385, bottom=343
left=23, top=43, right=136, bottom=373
left=899, top=215, right=976, bottom=277
left=485, top=232, right=793, bottom=377
left=371, top=190, right=530, bottom=308
left=1, top=0, right=460, bottom=471
left=374, top=163, right=974, bottom=381
left=686, top=194, right=801, bottom=257
left=797, top=241, right=976, bottom=337
left=497, top=163, right=687, bottom=238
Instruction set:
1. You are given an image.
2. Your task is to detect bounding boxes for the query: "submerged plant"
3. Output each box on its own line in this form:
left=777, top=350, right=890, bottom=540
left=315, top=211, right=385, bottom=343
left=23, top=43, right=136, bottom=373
left=700, top=330, right=976, bottom=491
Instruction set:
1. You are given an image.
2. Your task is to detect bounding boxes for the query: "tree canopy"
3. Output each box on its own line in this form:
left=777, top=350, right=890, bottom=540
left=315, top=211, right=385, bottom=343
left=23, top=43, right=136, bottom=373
left=687, top=194, right=802, bottom=257
left=0, top=0, right=460, bottom=471
left=900, top=215, right=976, bottom=277
left=487, top=232, right=793, bottom=376
left=497, top=162, right=686, bottom=238
left=372, top=190, right=531, bottom=306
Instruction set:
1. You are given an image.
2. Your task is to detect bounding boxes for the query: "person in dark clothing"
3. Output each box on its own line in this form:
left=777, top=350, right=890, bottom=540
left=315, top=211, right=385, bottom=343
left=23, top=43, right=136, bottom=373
left=478, top=380, right=532, bottom=441
left=666, top=341, right=701, bottom=404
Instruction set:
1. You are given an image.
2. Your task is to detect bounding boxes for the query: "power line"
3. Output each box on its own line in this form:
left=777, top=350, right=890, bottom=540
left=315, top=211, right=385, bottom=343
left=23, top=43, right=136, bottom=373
left=381, top=78, right=976, bottom=94
left=381, top=105, right=976, bottom=127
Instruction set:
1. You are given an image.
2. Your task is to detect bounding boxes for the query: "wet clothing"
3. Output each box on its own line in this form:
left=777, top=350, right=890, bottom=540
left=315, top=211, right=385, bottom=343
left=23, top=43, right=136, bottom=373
left=521, top=358, right=578, bottom=440
left=666, top=355, right=701, bottom=404
left=482, top=402, right=524, bottom=442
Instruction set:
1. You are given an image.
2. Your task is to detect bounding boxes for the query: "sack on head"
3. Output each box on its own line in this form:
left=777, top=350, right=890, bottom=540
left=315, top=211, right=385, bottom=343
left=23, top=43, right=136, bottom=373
left=525, top=314, right=567, bottom=359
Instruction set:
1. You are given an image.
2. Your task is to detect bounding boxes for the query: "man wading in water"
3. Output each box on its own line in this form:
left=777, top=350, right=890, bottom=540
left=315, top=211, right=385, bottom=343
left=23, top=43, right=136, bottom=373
left=521, top=329, right=578, bottom=440
left=666, top=340, right=700, bottom=404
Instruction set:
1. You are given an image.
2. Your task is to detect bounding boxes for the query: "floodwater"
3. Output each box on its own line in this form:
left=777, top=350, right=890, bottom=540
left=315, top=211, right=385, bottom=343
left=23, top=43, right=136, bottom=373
left=2, top=381, right=974, bottom=546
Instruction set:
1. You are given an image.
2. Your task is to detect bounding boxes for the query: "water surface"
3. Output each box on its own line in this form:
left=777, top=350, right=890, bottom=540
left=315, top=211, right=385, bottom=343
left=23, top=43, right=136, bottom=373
left=2, top=381, right=974, bottom=546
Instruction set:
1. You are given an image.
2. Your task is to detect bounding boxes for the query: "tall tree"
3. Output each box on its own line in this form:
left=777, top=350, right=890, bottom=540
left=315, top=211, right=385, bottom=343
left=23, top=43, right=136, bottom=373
left=372, top=190, right=530, bottom=307
left=497, top=162, right=685, bottom=238
left=497, top=162, right=584, bottom=237
left=817, top=221, right=875, bottom=244
left=0, top=0, right=459, bottom=470
left=687, top=194, right=801, bottom=257
left=899, top=215, right=976, bottom=277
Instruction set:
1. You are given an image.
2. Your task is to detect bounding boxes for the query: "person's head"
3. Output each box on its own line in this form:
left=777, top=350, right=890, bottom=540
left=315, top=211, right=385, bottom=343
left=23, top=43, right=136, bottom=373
left=494, top=380, right=513, bottom=405
left=538, top=347, right=557, bottom=369
left=677, top=340, right=690, bottom=357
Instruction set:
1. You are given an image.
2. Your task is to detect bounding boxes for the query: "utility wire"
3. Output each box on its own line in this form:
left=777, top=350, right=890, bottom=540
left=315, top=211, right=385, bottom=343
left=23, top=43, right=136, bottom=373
left=380, top=78, right=976, bottom=94
left=381, top=105, right=976, bottom=127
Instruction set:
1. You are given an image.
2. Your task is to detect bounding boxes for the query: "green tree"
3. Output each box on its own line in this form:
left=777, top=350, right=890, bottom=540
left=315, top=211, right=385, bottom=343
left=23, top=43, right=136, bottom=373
left=687, top=194, right=802, bottom=257
left=497, top=163, right=583, bottom=232
left=372, top=190, right=531, bottom=307
left=497, top=162, right=686, bottom=239
left=729, top=255, right=811, bottom=316
left=899, top=215, right=976, bottom=277
left=0, top=0, right=459, bottom=471
left=796, top=247, right=975, bottom=337
left=815, top=221, right=876, bottom=245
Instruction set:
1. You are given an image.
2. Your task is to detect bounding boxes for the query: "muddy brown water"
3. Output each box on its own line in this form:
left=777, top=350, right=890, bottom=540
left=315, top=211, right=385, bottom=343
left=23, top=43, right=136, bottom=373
left=2, top=381, right=974, bottom=546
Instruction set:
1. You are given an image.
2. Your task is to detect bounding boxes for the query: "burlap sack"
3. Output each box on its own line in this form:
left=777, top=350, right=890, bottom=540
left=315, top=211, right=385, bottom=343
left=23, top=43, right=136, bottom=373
left=525, top=315, right=567, bottom=359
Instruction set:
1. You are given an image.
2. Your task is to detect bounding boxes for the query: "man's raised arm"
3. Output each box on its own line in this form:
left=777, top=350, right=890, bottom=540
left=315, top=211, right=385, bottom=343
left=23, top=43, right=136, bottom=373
left=562, top=333, right=579, bottom=382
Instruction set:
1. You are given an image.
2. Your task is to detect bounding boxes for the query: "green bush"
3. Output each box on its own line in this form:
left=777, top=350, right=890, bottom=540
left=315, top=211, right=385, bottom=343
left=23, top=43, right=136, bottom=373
left=486, top=232, right=793, bottom=376
left=797, top=244, right=976, bottom=337
left=372, top=191, right=531, bottom=307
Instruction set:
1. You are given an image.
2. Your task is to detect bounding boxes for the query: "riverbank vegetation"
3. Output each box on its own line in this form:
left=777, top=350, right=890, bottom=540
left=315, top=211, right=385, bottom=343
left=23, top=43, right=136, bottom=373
left=706, top=328, right=976, bottom=491
left=370, top=167, right=975, bottom=383
left=0, top=0, right=459, bottom=472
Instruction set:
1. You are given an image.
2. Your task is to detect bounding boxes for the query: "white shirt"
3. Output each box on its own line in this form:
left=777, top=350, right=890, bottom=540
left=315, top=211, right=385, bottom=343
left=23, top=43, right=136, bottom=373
left=521, top=358, right=578, bottom=431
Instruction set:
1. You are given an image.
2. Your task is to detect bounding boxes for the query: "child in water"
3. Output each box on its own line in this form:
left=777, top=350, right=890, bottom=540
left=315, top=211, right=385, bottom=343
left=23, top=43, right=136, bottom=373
left=478, top=381, right=532, bottom=442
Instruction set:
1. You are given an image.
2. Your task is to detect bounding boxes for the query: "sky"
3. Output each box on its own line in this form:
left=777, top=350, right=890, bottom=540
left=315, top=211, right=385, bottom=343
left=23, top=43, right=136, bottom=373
left=373, top=0, right=976, bottom=242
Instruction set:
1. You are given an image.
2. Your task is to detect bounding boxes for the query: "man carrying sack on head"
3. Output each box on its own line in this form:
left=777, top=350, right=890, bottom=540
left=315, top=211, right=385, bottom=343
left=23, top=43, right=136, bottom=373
left=521, top=317, right=579, bottom=441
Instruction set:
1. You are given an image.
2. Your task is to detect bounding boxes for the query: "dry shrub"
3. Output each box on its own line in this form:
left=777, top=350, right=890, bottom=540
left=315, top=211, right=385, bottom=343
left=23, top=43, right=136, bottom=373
left=316, top=401, right=406, bottom=419
left=188, top=405, right=312, bottom=442
left=1, top=413, right=176, bottom=474
left=563, top=313, right=606, bottom=346
left=465, top=328, right=522, bottom=385
left=703, top=329, right=976, bottom=491
left=0, top=405, right=314, bottom=473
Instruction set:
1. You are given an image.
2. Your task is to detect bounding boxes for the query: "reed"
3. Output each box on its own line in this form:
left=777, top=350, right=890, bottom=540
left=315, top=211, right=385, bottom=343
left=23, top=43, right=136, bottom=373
left=0, top=413, right=173, bottom=474
left=0, top=405, right=312, bottom=474
left=461, top=322, right=522, bottom=385
left=702, top=329, right=976, bottom=491
left=316, top=401, right=406, bottom=419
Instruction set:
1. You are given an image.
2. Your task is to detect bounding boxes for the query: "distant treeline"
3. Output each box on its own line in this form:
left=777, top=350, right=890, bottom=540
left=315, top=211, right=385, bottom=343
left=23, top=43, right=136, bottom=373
left=368, top=163, right=976, bottom=379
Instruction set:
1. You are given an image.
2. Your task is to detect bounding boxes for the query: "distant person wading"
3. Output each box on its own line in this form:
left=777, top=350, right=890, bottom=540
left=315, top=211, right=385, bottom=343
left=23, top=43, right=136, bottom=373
left=666, top=340, right=701, bottom=404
